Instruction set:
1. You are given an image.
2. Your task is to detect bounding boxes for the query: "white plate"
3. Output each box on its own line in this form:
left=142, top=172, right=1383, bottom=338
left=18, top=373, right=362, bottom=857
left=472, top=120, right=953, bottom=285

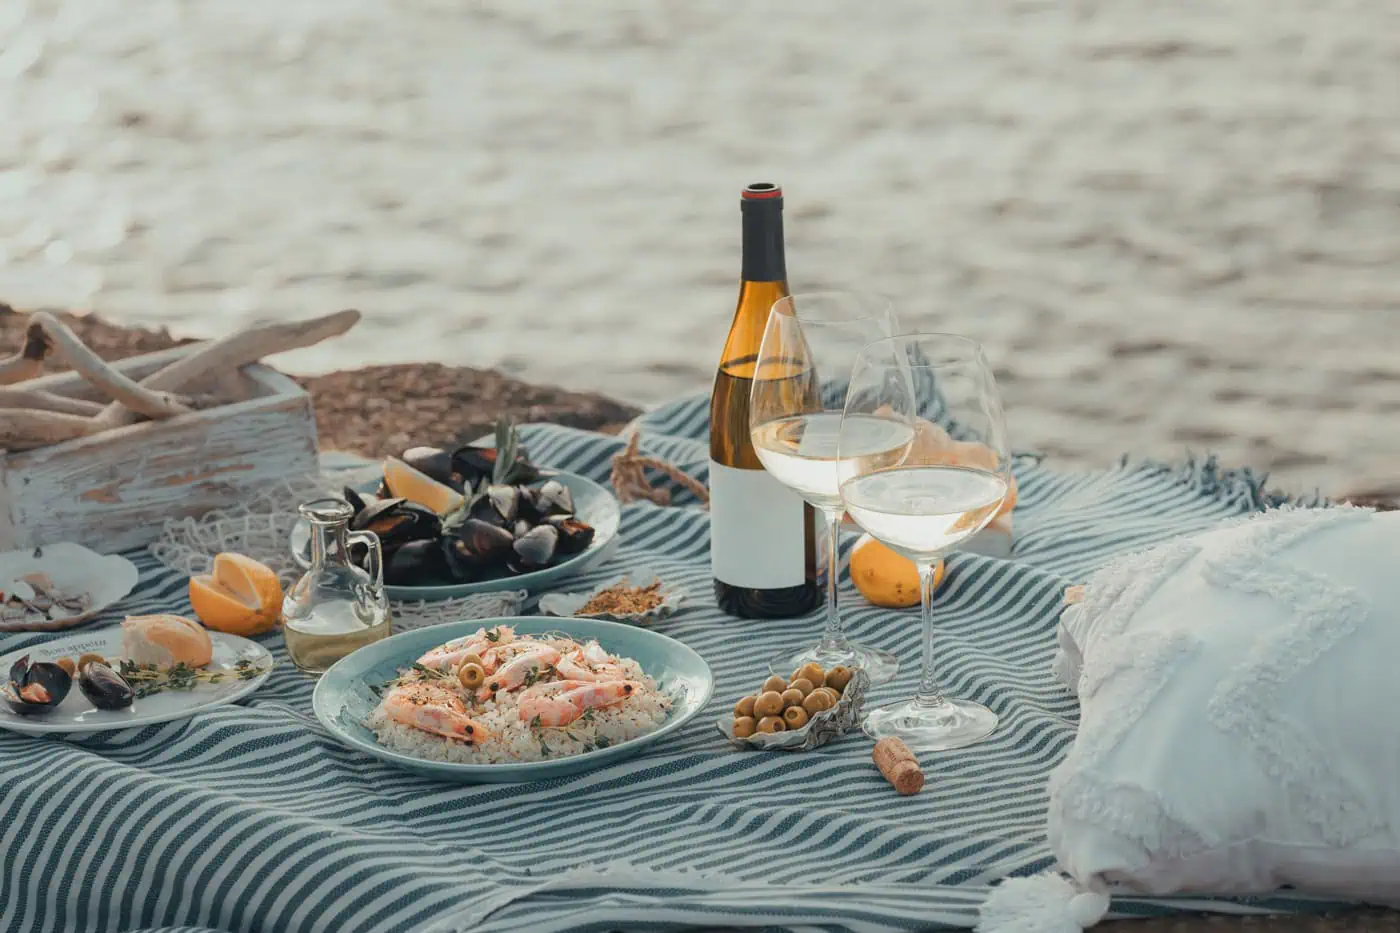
left=0, top=628, right=274, bottom=735
left=0, top=543, right=139, bottom=632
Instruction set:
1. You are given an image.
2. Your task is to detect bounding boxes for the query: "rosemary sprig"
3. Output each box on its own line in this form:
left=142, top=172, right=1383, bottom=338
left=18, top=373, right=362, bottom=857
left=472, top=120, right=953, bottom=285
left=485, top=628, right=502, bottom=643
left=410, top=662, right=451, bottom=681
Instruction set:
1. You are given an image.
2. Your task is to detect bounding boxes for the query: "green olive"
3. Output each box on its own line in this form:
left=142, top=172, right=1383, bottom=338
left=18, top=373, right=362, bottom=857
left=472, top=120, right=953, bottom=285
left=457, top=662, right=486, bottom=690
left=753, top=691, right=785, bottom=719
left=762, top=675, right=788, bottom=695
left=757, top=715, right=786, bottom=734
left=733, top=695, right=757, bottom=718
left=813, top=687, right=841, bottom=706
left=795, top=662, right=826, bottom=687
left=732, top=716, right=758, bottom=738
left=824, top=666, right=854, bottom=693
left=783, top=706, right=809, bottom=729
left=787, top=678, right=815, bottom=697
left=802, top=691, right=835, bottom=715
left=459, top=653, right=485, bottom=670
left=779, top=688, right=804, bottom=709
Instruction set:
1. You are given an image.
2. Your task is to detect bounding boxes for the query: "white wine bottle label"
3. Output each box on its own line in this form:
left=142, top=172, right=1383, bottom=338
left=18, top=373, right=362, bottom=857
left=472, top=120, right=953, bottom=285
left=709, top=460, right=806, bottom=589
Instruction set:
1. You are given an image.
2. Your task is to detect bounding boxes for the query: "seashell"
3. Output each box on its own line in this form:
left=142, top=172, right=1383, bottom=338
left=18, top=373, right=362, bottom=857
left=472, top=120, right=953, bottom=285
left=716, top=669, right=869, bottom=751
left=537, top=568, right=683, bottom=624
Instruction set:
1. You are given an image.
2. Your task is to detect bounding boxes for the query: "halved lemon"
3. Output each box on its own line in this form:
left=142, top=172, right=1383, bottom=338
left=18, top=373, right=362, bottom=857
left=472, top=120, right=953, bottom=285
left=384, top=456, right=466, bottom=515
left=849, top=535, right=944, bottom=609
left=189, top=553, right=283, bottom=636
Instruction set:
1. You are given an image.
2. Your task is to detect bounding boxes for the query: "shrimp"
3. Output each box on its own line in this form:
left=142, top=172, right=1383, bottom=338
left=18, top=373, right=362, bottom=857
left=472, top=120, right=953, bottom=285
left=553, top=653, right=602, bottom=682
left=517, top=680, right=641, bottom=728
left=478, top=644, right=562, bottom=700
left=416, top=625, right=515, bottom=671
left=382, top=682, right=492, bottom=744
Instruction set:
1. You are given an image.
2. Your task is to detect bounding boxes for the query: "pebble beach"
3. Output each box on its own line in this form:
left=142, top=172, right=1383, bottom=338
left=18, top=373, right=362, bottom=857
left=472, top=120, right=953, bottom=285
left=3, top=0, right=1399, bottom=497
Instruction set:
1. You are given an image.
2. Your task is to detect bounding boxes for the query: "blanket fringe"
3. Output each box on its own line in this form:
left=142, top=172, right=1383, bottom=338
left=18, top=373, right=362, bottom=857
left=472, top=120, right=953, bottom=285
left=1120, top=452, right=1330, bottom=511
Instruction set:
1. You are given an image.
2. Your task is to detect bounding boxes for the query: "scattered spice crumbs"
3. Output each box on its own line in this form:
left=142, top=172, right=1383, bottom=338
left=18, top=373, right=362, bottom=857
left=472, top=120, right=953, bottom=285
left=579, top=580, right=665, bottom=617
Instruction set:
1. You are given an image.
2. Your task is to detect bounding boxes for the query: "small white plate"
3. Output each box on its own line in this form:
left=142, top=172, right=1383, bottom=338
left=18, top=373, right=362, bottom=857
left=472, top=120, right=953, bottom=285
left=0, top=628, right=274, bottom=735
left=0, top=543, right=139, bottom=632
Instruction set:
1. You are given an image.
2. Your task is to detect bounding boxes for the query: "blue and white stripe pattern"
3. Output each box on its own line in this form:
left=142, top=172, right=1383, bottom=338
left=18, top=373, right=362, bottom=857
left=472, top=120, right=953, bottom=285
left=0, top=392, right=1340, bottom=933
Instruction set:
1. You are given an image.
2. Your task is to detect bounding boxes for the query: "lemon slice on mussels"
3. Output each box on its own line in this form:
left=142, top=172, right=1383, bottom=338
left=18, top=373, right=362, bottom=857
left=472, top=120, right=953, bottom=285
left=384, top=456, right=466, bottom=516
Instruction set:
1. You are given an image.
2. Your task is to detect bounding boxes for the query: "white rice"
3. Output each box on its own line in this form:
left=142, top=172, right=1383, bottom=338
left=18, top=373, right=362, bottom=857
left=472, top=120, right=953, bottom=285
left=366, top=650, right=672, bottom=764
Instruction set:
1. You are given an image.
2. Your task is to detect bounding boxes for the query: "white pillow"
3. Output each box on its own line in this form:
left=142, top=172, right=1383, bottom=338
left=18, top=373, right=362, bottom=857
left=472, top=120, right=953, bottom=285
left=982, top=506, right=1400, bottom=931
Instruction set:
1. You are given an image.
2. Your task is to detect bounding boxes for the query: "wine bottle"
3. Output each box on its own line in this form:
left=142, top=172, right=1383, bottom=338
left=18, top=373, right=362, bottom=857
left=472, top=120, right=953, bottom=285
left=709, top=183, right=820, bottom=618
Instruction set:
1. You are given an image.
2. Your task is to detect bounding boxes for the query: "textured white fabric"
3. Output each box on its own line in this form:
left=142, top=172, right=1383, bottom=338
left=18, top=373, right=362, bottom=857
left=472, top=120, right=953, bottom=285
left=1045, top=506, right=1400, bottom=903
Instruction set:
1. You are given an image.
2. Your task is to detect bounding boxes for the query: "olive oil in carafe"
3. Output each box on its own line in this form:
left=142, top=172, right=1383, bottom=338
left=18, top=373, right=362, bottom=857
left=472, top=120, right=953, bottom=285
left=283, top=599, right=391, bottom=674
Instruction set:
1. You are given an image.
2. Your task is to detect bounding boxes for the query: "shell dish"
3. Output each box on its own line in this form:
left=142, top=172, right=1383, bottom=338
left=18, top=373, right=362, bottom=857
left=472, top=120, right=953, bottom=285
left=718, top=669, right=869, bottom=751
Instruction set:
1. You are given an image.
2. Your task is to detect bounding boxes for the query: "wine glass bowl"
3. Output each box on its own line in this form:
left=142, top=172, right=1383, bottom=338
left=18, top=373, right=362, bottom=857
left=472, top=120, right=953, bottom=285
left=838, top=333, right=1011, bottom=752
left=748, top=292, right=906, bottom=684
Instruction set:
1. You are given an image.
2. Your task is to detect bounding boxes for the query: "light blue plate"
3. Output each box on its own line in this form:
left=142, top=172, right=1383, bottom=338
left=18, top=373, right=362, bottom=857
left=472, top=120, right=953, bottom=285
left=312, top=616, right=714, bottom=784
left=291, top=470, right=621, bottom=601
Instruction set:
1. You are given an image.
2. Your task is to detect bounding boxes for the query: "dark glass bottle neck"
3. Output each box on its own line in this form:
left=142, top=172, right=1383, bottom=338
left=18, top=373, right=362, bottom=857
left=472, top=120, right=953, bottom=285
left=741, top=200, right=786, bottom=282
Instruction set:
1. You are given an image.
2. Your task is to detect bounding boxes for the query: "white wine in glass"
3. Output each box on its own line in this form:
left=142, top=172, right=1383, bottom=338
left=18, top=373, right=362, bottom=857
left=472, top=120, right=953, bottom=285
left=838, top=333, right=1011, bottom=752
left=749, top=292, right=909, bottom=684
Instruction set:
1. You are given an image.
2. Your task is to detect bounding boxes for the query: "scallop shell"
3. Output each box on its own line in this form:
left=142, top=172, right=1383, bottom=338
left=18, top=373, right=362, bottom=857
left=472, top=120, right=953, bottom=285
left=717, top=669, right=869, bottom=751
left=537, top=568, right=683, bottom=624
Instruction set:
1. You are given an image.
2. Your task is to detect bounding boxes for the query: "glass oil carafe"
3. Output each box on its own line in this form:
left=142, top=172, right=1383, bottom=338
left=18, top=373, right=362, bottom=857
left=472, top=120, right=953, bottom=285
left=283, top=498, right=392, bottom=674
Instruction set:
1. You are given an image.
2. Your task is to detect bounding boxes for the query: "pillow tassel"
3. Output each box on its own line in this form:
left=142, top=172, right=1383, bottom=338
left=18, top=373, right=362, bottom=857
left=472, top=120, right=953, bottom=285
left=977, top=872, right=1110, bottom=933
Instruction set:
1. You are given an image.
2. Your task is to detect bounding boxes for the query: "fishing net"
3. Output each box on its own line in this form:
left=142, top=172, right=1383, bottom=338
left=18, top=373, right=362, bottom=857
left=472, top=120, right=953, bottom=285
left=148, top=468, right=525, bottom=629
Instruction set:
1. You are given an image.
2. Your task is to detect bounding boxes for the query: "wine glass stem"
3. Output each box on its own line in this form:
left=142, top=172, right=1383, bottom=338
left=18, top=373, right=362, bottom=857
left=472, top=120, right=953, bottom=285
left=817, top=508, right=845, bottom=651
left=914, top=560, right=946, bottom=707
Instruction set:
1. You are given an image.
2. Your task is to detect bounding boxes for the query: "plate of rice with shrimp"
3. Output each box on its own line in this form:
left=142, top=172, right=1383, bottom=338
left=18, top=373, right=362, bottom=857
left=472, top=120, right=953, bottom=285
left=312, top=616, right=713, bottom=783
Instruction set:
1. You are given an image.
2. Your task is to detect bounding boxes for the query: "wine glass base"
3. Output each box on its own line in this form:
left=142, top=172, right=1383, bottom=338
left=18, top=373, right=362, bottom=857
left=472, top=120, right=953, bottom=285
left=767, top=641, right=899, bottom=686
left=862, top=696, right=997, bottom=752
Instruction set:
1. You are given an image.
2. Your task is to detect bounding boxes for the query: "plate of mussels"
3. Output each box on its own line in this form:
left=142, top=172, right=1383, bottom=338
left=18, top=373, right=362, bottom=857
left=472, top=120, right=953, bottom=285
left=291, top=421, right=621, bottom=601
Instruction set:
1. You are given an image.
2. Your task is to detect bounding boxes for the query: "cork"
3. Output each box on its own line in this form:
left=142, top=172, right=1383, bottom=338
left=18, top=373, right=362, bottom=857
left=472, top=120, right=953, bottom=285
left=1064, top=584, right=1085, bottom=605
left=872, top=737, right=924, bottom=795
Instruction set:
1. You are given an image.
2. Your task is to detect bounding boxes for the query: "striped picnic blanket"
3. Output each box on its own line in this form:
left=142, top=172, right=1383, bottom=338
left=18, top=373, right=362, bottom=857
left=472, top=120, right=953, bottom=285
left=0, top=392, right=1345, bottom=933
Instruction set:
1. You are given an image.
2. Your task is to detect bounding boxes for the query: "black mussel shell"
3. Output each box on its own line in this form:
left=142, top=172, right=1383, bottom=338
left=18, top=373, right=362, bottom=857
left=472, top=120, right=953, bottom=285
left=352, top=498, right=441, bottom=550
left=486, top=485, right=519, bottom=524
left=516, top=486, right=544, bottom=523
left=402, top=446, right=466, bottom=492
left=467, top=492, right=502, bottom=526
left=534, top=479, right=573, bottom=517
left=342, top=486, right=370, bottom=517
left=385, top=539, right=454, bottom=586
left=4, top=655, right=72, bottom=715
left=375, top=479, right=391, bottom=499
left=78, top=661, right=135, bottom=711
left=547, top=515, right=595, bottom=555
left=512, top=524, right=559, bottom=570
left=451, top=444, right=543, bottom=487
left=441, top=519, right=516, bottom=581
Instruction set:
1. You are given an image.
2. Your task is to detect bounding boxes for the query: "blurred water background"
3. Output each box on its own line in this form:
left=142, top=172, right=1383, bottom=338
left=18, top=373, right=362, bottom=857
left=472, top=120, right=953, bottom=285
left=2, top=0, right=1398, bottom=494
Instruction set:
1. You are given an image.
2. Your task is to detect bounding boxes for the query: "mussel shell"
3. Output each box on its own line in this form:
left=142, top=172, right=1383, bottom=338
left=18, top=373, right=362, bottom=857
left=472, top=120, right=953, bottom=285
left=78, top=661, right=135, bottom=711
left=513, top=519, right=534, bottom=538
left=402, top=446, right=466, bottom=492
left=441, top=519, right=516, bottom=582
left=516, top=486, right=544, bottom=523
left=451, top=444, right=543, bottom=487
left=385, top=538, right=454, bottom=586
left=547, top=515, right=595, bottom=555
left=342, top=486, right=370, bottom=518
left=486, top=485, right=519, bottom=524
left=512, top=524, right=559, bottom=569
left=4, top=655, right=72, bottom=715
left=534, top=479, right=573, bottom=517
left=352, top=498, right=442, bottom=550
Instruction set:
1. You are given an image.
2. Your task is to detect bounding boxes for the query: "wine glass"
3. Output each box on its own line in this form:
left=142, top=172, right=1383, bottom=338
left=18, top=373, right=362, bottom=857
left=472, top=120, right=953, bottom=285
left=748, top=292, right=906, bottom=684
left=837, top=333, right=1011, bottom=751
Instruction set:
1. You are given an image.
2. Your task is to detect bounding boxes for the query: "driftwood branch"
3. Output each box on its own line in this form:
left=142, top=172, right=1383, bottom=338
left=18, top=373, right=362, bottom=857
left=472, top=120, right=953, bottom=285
left=0, top=322, right=51, bottom=385
left=89, top=309, right=361, bottom=432
left=0, top=408, right=96, bottom=451
left=28, top=312, right=191, bottom=420
left=0, top=389, right=102, bottom=417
